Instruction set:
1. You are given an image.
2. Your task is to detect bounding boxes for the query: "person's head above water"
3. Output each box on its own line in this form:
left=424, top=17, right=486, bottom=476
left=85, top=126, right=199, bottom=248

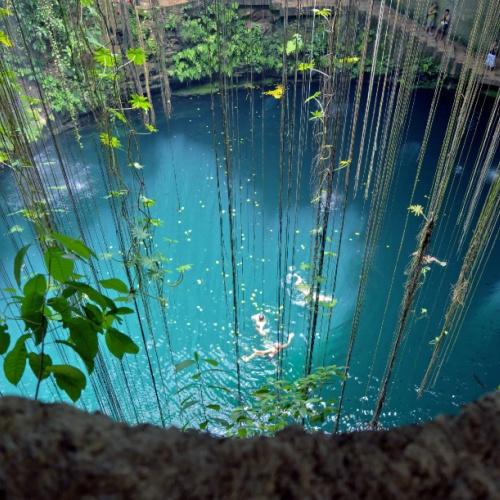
left=258, top=313, right=265, bottom=322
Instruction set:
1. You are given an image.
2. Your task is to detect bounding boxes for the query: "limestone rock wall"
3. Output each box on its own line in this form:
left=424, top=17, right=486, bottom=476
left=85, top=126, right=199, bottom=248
left=0, top=393, right=499, bottom=499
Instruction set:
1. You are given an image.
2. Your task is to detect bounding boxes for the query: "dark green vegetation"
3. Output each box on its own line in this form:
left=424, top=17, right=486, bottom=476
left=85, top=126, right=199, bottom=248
left=1, top=233, right=138, bottom=402
left=2, top=1, right=440, bottom=119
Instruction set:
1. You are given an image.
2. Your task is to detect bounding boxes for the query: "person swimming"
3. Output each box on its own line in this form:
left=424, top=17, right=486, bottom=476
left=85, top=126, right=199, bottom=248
left=292, top=273, right=336, bottom=305
left=242, top=333, right=295, bottom=362
left=411, top=252, right=447, bottom=267
left=251, top=312, right=269, bottom=337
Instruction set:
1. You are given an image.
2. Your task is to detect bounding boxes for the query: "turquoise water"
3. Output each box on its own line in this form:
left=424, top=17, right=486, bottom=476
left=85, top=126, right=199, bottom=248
left=0, top=85, right=498, bottom=430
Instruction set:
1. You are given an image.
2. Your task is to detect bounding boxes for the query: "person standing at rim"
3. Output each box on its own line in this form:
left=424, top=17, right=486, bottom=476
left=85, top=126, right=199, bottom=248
left=435, top=9, right=451, bottom=42
left=485, top=41, right=498, bottom=71
left=426, top=2, right=439, bottom=34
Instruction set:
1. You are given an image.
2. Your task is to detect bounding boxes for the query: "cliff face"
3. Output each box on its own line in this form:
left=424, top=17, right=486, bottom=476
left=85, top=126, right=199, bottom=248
left=0, top=393, right=499, bottom=499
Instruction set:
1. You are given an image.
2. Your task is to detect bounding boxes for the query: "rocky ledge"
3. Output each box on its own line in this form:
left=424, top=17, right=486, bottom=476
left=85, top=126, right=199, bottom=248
left=0, top=393, right=499, bottom=499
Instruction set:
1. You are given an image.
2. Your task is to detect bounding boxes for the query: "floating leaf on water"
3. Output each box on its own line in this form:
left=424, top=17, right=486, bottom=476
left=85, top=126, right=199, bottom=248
left=145, top=124, right=158, bottom=133
left=176, top=264, right=192, bottom=273
left=9, top=225, right=23, bottom=234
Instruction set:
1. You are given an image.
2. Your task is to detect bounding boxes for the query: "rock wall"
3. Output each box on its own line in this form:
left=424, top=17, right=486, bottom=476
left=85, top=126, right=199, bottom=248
left=0, top=392, right=499, bottom=499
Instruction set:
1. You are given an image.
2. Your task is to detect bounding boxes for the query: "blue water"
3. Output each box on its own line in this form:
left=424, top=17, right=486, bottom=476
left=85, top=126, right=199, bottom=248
left=0, top=84, right=498, bottom=431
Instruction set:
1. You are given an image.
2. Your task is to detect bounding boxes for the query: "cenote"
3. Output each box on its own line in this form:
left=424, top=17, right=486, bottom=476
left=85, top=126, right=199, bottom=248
left=0, top=0, right=498, bottom=437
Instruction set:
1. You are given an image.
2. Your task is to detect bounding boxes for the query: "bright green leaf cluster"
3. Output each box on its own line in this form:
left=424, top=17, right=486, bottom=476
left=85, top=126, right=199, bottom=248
left=2, top=234, right=139, bottom=402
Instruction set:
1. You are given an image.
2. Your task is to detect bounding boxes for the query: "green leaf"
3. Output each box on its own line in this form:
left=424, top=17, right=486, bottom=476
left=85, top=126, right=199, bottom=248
left=99, top=132, right=121, bottom=149
left=181, top=398, right=197, bottom=411
left=199, top=420, right=209, bottom=430
left=4, top=334, right=30, bottom=385
left=176, top=264, right=192, bottom=273
left=305, top=91, right=321, bottom=104
left=44, top=247, right=74, bottom=283
left=47, top=364, right=86, bottom=402
left=207, top=404, right=221, bottom=411
left=126, top=47, right=146, bottom=65
left=94, top=47, right=118, bottom=68
left=130, top=94, right=151, bottom=111
left=99, top=278, right=129, bottom=294
left=112, top=306, right=135, bottom=315
left=0, top=323, right=10, bottom=355
left=14, top=245, right=30, bottom=287
left=65, top=282, right=116, bottom=310
left=105, top=328, right=139, bottom=360
left=23, top=274, right=47, bottom=296
left=204, top=358, right=219, bottom=367
left=0, top=30, right=13, bottom=48
left=56, top=340, right=95, bottom=373
left=68, top=318, right=99, bottom=360
left=108, top=108, right=127, bottom=124
left=297, top=61, right=314, bottom=72
left=285, top=34, right=303, bottom=56
left=175, top=358, right=195, bottom=373
left=140, top=195, right=155, bottom=208
left=20, top=292, right=47, bottom=345
left=47, top=297, right=71, bottom=321
left=28, top=352, right=52, bottom=380
left=211, top=417, right=230, bottom=428
left=51, top=232, right=94, bottom=260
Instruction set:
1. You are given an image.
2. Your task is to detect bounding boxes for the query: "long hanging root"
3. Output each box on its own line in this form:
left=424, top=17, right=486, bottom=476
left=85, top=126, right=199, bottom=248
left=370, top=215, right=435, bottom=427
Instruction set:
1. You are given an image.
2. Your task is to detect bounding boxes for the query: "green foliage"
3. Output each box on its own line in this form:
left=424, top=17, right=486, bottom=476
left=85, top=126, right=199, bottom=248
left=1, top=233, right=139, bottom=402
left=0, top=324, right=10, bottom=354
left=126, top=47, right=146, bottom=66
left=0, top=30, right=13, bottom=47
left=94, top=47, right=119, bottom=68
left=285, top=34, right=304, bottom=56
left=130, top=94, right=151, bottom=111
left=100, top=132, right=121, bottom=149
left=227, top=365, right=344, bottom=436
left=171, top=2, right=282, bottom=82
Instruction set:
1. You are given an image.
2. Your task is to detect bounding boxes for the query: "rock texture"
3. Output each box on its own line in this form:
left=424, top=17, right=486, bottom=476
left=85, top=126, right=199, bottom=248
left=0, top=393, right=499, bottom=499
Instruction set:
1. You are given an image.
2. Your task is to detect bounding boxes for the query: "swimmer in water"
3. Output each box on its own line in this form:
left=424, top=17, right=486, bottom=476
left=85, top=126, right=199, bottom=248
left=242, top=333, right=295, bottom=362
left=293, top=274, right=335, bottom=305
left=251, top=312, right=269, bottom=337
left=411, top=252, right=447, bottom=267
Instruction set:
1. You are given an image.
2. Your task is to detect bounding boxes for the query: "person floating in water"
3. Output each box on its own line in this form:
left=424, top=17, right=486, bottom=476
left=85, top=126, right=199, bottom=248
left=435, top=9, right=451, bottom=42
left=292, top=273, right=336, bottom=305
left=242, top=333, right=295, bottom=362
left=412, top=252, right=447, bottom=267
left=251, top=312, right=269, bottom=337
left=425, top=2, right=439, bottom=34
